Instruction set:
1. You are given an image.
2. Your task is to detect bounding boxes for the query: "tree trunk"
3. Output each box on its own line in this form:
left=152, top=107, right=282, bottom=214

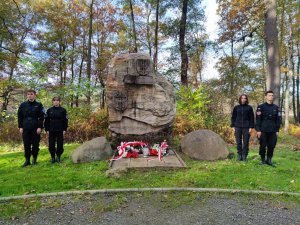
left=284, top=71, right=291, bottom=134
left=129, top=0, right=138, bottom=52
left=146, top=7, right=152, bottom=57
left=59, top=43, right=67, bottom=85
left=86, top=0, right=94, bottom=105
left=230, top=39, right=235, bottom=108
left=70, top=41, right=75, bottom=108
left=153, top=0, right=159, bottom=71
left=264, top=0, right=281, bottom=106
left=179, top=0, right=189, bottom=86
left=292, top=69, right=296, bottom=122
left=1, top=56, right=16, bottom=112
left=297, top=46, right=300, bottom=124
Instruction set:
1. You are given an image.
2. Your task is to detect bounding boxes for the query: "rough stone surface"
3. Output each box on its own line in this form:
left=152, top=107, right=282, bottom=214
left=181, top=129, right=229, bottom=160
left=106, top=53, right=176, bottom=143
left=71, top=137, right=112, bottom=163
left=1, top=192, right=299, bottom=225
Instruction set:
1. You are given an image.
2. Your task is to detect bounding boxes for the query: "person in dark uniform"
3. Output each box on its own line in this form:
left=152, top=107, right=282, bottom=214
left=255, top=90, right=281, bottom=166
left=18, top=90, right=45, bottom=167
left=44, top=97, right=68, bottom=163
left=231, top=94, right=254, bottom=161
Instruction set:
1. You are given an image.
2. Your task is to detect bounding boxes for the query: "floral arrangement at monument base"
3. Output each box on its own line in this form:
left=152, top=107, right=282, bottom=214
left=111, top=141, right=169, bottom=161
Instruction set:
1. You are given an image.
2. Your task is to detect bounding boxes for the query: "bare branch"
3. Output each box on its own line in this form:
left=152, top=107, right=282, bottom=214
left=0, top=45, right=16, bottom=54
left=12, top=0, right=26, bottom=19
left=0, top=16, right=14, bottom=39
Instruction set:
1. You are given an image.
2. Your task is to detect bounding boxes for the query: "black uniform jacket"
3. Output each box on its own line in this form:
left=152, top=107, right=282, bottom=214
left=18, top=100, right=44, bottom=130
left=44, top=106, right=68, bottom=132
left=255, top=102, right=281, bottom=132
left=231, top=104, right=254, bottom=128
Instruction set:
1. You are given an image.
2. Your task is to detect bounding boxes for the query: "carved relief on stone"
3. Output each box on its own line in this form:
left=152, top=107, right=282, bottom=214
left=123, top=58, right=154, bottom=85
left=112, top=91, right=128, bottom=112
left=136, top=59, right=150, bottom=76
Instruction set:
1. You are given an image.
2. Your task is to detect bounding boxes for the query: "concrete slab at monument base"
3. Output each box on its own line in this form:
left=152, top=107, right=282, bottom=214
left=109, top=150, right=187, bottom=169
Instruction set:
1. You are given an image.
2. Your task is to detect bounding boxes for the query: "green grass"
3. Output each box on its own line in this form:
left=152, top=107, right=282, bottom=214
left=0, top=136, right=299, bottom=198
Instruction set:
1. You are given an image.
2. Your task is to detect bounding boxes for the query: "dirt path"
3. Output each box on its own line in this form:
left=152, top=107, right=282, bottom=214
left=0, top=192, right=299, bottom=225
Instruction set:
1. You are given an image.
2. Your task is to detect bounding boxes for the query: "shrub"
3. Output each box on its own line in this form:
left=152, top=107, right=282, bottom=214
left=289, top=124, right=300, bottom=138
left=173, top=85, right=236, bottom=144
left=173, top=85, right=209, bottom=136
left=0, top=119, right=22, bottom=144
left=65, top=108, right=109, bottom=143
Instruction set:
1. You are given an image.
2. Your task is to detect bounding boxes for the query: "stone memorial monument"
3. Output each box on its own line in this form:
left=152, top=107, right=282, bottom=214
left=106, top=53, right=176, bottom=145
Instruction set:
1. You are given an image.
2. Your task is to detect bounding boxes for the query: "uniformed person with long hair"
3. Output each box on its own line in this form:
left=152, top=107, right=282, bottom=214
left=231, top=94, right=254, bottom=161
left=44, top=97, right=68, bottom=163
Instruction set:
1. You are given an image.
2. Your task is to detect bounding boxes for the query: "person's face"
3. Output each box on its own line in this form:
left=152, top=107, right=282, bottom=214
left=53, top=99, right=60, bottom=107
left=240, top=96, right=247, bottom=104
left=27, top=92, right=36, bottom=102
left=265, top=93, right=274, bottom=103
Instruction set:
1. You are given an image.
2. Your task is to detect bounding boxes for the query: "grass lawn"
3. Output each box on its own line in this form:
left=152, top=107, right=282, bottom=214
left=0, top=134, right=299, bottom=198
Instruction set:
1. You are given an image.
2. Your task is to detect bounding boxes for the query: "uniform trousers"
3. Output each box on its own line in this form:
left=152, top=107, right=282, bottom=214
left=48, top=131, right=64, bottom=157
left=259, top=132, right=277, bottom=158
left=234, top=127, right=250, bottom=156
left=22, top=129, right=40, bottom=158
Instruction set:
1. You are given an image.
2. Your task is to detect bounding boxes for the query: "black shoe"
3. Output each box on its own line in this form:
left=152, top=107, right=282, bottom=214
left=51, top=156, right=56, bottom=164
left=237, top=154, right=243, bottom=161
left=22, top=158, right=31, bottom=167
left=32, top=157, right=37, bottom=165
left=266, top=157, right=274, bottom=166
left=260, top=161, right=266, bottom=165
left=56, top=156, right=61, bottom=163
left=242, top=155, right=247, bottom=161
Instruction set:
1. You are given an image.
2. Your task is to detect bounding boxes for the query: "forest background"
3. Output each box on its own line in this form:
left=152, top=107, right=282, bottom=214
left=0, top=0, right=300, bottom=146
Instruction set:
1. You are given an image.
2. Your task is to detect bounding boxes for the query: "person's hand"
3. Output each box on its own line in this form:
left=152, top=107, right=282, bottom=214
left=257, top=131, right=261, bottom=138
left=249, top=128, right=252, bottom=133
left=19, top=128, right=23, bottom=134
left=37, top=128, right=42, bottom=135
left=276, top=132, right=279, bottom=136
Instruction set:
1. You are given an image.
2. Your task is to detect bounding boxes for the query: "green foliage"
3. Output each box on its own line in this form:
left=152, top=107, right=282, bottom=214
left=19, top=57, right=48, bottom=89
left=176, top=85, right=209, bottom=116
left=174, top=85, right=210, bottom=136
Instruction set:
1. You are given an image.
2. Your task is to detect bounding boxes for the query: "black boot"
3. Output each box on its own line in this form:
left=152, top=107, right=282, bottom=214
left=22, top=157, right=31, bottom=167
left=51, top=156, right=56, bottom=164
left=266, top=157, right=273, bottom=166
left=56, top=155, right=61, bottom=163
left=260, top=155, right=266, bottom=165
left=242, top=154, right=247, bottom=162
left=32, top=156, right=37, bottom=165
left=237, top=154, right=243, bottom=161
